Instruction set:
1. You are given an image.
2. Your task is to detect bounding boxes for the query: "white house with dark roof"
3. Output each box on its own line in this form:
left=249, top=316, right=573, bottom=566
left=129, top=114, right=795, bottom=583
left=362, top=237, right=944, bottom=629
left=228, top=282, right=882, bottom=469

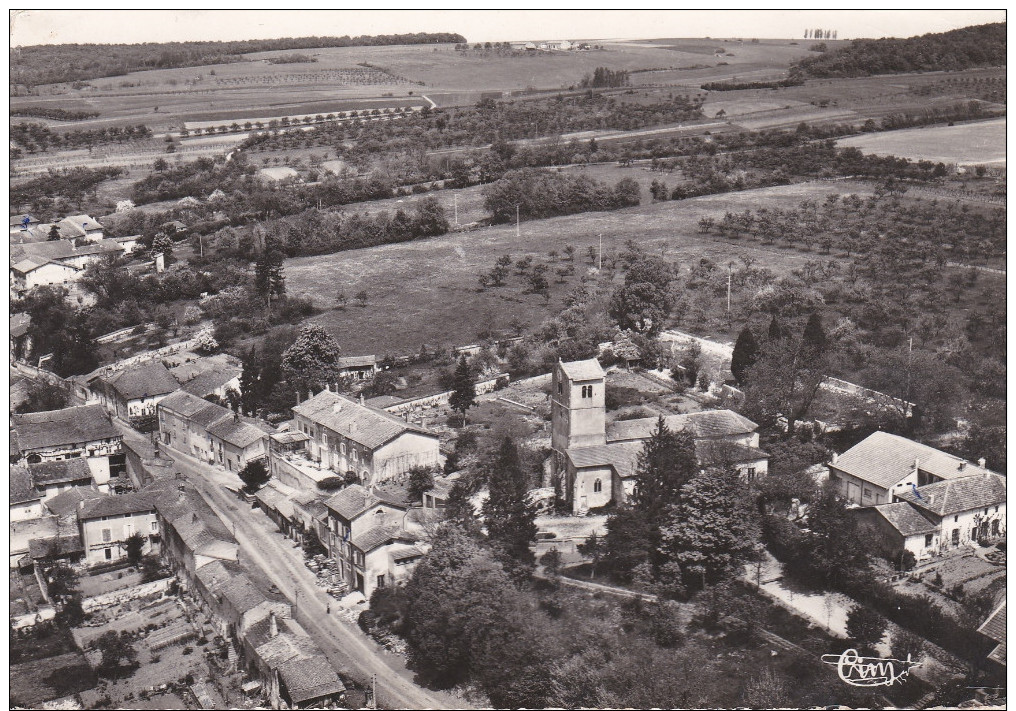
left=11, top=404, right=124, bottom=483
left=77, top=491, right=158, bottom=565
left=852, top=501, right=941, bottom=562
left=9, top=238, right=123, bottom=298
left=829, top=431, right=995, bottom=507
left=550, top=358, right=768, bottom=514
left=10, top=465, right=44, bottom=522
left=56, top=215, right=104, bottom=241
left=96, top=360, right=182, bottom=426
left=10, top=214, right=38, bottom=235
left=157, top=390, right=272, bottom=471
left=28, top=458, right=96, bottom=500
left=335, top=354, right=379, bottom=381
left=895, top=471, right=1006, bottom=550
left=290, top=390, right=441, bottom=488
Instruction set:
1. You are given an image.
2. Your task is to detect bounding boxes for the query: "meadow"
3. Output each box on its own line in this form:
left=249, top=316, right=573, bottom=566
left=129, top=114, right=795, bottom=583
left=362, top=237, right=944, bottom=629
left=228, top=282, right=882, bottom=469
left=837, top=117, right=1007, bottom=166
left=284, top=179, right=875, bottom=356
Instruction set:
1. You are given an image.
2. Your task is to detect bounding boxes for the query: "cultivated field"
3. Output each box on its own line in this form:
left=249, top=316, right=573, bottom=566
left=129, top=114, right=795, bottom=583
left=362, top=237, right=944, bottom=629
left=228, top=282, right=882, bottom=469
left=837, top=118, right=1007, bottom=166
left=285, top=179, right=876, bottom=356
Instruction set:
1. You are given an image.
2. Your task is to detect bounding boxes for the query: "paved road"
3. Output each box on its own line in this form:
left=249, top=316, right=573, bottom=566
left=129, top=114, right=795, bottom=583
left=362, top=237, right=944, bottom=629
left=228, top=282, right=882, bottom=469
left=149, top=440, right=470, bottom=710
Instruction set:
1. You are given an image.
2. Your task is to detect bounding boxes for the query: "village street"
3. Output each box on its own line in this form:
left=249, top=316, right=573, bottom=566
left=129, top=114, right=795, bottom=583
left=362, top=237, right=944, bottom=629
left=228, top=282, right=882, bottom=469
left=110, top=421, right=471, bottom=710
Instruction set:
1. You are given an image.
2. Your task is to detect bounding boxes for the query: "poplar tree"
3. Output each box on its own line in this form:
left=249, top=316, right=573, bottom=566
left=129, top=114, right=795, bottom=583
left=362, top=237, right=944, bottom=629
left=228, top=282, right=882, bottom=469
left=482, top=437, right=538, bottom=576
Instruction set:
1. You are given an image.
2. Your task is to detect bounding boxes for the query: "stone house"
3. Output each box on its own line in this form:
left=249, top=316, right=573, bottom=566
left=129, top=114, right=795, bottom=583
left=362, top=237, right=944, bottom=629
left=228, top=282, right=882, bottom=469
left=207, top=413, right=273, bottom=473
left=96, top=361, right=182, bottom=427
left=290, top=390, right=441, bottom=488
left=895, top=472, right=1006, bottom=550
left=335, top=354, right=379, bottom=382
left=28, top=458, right=96, bottom=501
left=11, top=404, right=124, bottom=484
left=150, top=480, right=238, bottom=582
left=828, top=431, right=995, bottom=507
left=77, top=492, right=158, bottom=565
left=10, top=465, right=44, bottom=522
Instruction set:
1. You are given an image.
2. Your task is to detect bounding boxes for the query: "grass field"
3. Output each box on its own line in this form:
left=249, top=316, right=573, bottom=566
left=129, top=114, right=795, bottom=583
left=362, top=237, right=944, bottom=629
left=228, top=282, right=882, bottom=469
left=285, top=179, right=876, bottom=356
left=837, top=118, right=1007, bottom=165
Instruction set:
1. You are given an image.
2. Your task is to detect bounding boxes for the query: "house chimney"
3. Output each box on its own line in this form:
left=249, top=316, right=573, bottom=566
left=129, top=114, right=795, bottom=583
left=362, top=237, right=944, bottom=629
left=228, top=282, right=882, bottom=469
left=958, top=461, right=966, bottom=472
left=913, top=458, right=920, bottom=471
left=233, top=411, right=240, bottom=423
left=332, top=402, right=342, bottom=414
left=308, top=390, right=313, bottom=401
left=269, top=612, right=278, bottom=638
left=978, top=458, right=986, bottom=468
left=830, top=452, right=838, bottom=464
left=192, top=512, right=198, bottom=522
left=359, top=393, right=365, bottom=406
left=296, top=391, right=301, bottom=405
left=324, top=383, right=330, bottom=392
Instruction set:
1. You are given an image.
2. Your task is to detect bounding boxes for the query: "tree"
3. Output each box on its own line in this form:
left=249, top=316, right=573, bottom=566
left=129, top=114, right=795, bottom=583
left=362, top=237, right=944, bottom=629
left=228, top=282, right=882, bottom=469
left=448, top=355, right=476, bottom=426
left=602, top=506, right=652, bottom=583
left=14, top=380, right=69, bottom=414
left=444, top=481, right=476, bottom=526
left=281, top=324, right=343, bottom=393
left=21, top=286, right=99, bottom=377
left=859, top=346, right=965, bottom=435
left=253, top=243, right=286, bottom=305
left=741, top=335, right=830, bottom=433
left=767, top=313, right=787, bottom=341
left=790, top=484, right=871, bottom=588
left=676, top=341, right=702, bottom=386
left=630, top=417, right=698, bottom=530
left=482, top=437, right=538, bottom=575
left=527, top=264, right=549, bottom=296
left=95, top=630, right=138, bottom=677
left=846, top=605, right=886, bottom=654
left=608, top=254, right=673, bottom=335
left=743, top=668, right=791, bottom=708
left=659, top=467, right=761, bottom=591
left=731, top=327, right=759, bottom=385
left=355, top=289, right=369, bottom=307
left=802, top=312, right=827, bottom=356
left=334, top=289, right=348, bottom=309
left=123, top=532, right=145, bottom=568
left=48, top=224, right=61, bottom=240
left=577, top=531, right=604, bottom=579
left=407, top=466, right=435, bottom=503
left=238, top=458, right=270, bottom=494
left=539, top=548, right=563, bottom=577
left=151, top=232, right=173, bottom=260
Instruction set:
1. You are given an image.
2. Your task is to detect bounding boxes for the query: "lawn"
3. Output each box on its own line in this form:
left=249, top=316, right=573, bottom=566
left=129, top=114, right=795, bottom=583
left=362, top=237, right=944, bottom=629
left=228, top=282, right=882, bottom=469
left=837, top=118, right=1006, bottom=166
left=285, top=179, right=874, bottom=357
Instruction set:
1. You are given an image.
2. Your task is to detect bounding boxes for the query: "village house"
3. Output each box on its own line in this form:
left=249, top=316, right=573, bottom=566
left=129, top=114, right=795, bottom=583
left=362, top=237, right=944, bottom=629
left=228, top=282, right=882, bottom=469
left=150, top=479, right=239, bottom=583
left=77, top=492, right=158, bottom=565
left=44, top=486, right=106, bottom=518
left=9, top=238, right=124, bottom=298
left=10, top=465, right=44, bottom=522
left=550, top=358, right=769, bottom=514
left=978, top=601, right=1006, bottom=667
left=168, top=353, right=243, bottom=401
left=95, top=360, right=182, bottom=427
left=10, top=515, right=65, bottom=569
left=157, top=390, right=272, bottom=471
left=828, top=431, right=995, bottom=507
left=194, top=559, right=289, bottom=640
left=240, top=612, right=346, bottom=710
left=28, top=458, right=96, bottom=501
left=335, top=354, right=379, bottom=382
left=321, top=484, right=423, bottom=598
left=895, top=471, right=1006, bottom=550
left=289, top=390, right=441, bottom=488
left=11, top=404, right=125, bottom=484
left=56, top=214, right=104, bottom=241
left=9, top=214, right=38, bottom=235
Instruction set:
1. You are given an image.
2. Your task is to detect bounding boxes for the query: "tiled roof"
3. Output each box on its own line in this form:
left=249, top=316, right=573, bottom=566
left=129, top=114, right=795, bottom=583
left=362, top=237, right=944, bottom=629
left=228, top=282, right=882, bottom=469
left=255, top=485, right=295, bottom=520
left=897, top=472, right=1007, bottom=516
left=218, top=575, right=270, bottom=615
left=206, top=415, right=271, bottom=449
left=29, top=458, right=93, bottom=486
left=10, top=465, right=41, bottom=505
left=10, top=214, right=37, bottom=227
left=190, top=403, right=234, bottom=428
left=697, top=442, right=769, bottom=465
left=979, top=602, right=1006, bottom=666
left=177, top=366, right=241, bottom=397
left=28, top=534, right=84, bottom=560
left=391, top=544, right=424, bottom=561
left=566, top=441, right=643, bottom=478
left=324, top=484, right=408, bottom=522
left=293, top=390, right=436, bottom=451
left=870, top=502, right=939, bottom=537
left=149, top=482, right=237, bottom=556
left=158, top=390, right=218, bottom=418
left=831, top=431, right=995, bottom=490
left=78, top=491, right=155, bottom=520
left=44, top=487, right=106, bottom=517
left=558, top=358, right=605, bottom=382
left=10, top=238, right=122, bottom=265
left=10, top=313, right=30, bottom=338
left=336, top=355, right=377, bottom=369
left=13, top=405, right=120, bottom=452
left=270, top=430, right=310, bottom=445
left=278, top=655, right=346, bottom=704
left=102, top=361, right=180, bottom=401
left=292, top=492, right=328, bottom=519
left=351, top=525, right=414, bottom=554
left=607, top=409, right=758, bottom=443
left=58, top=215, right=103, bottom=236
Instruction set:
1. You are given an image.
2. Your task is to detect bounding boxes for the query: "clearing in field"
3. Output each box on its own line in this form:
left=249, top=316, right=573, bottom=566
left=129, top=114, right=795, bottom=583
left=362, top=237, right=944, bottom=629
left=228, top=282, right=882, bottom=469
left=837, top=118, right=1006, bottom=166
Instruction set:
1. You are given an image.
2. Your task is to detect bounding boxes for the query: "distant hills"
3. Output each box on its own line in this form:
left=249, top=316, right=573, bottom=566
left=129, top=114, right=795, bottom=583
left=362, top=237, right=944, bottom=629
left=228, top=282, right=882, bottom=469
left=10, top=32, right=467, bottom=88
left=795, top=22, right=1006, bottom=77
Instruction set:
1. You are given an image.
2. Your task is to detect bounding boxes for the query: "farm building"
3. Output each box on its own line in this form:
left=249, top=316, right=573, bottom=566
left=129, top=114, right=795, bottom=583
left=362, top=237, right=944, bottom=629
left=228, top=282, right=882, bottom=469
left=77, top=491, right=158, bottom=565
left=336, top=354, right=379, bottom=381
left=258, top=166, right=300, bottom=183
left=11, top=404, right=125, bottom=485
left=28, top=458, right=96, bottom=501
left=9, top=464, right=44, bottom=522
left=95, top=361, right=182, bottom=427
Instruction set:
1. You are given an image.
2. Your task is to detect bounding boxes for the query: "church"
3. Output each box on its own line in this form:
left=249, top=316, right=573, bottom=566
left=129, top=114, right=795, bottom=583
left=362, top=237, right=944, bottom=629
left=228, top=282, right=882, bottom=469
left=550, top=358, right=770, bottom=514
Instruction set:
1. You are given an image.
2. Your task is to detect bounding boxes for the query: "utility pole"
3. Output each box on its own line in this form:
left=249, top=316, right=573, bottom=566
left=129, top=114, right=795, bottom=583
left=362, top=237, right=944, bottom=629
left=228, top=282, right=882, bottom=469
left=516, top=204, right=520, bottom=238
left=598, top=233, right=602, bottom=270
left=198, top=233, right=203, bottom=258
left=453, top=193, right=458, bottom=226
left=727, top=266, right=732, bottom=314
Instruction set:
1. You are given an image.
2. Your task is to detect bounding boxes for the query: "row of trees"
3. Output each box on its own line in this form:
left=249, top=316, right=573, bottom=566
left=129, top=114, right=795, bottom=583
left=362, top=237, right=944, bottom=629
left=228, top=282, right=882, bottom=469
left=10, top=106, right=99, bottom=120
left=11, top=122, right=153, bottom=154
left=481, top=168, right=640, bottom=223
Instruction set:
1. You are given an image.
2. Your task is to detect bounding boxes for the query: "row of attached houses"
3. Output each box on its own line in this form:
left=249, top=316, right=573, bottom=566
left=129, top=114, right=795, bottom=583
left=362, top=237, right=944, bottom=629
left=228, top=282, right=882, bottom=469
left=10, top=235, right=125, bottom=299
left=158, top=390, right=274, bottom=472
left=11, top=404, right=125, bottom=483
left=835, top=432, right=1006, bottom=562
left=147, top=479, right=345, bottom=709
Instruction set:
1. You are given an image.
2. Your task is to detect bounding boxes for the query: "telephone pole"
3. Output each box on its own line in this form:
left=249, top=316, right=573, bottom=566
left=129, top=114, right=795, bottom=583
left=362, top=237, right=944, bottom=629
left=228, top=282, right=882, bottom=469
left=515, top=204, right=520, bottom=238
left=598, top=233, right=602, bottom=270
left=453, top=193, right=458, bottom=226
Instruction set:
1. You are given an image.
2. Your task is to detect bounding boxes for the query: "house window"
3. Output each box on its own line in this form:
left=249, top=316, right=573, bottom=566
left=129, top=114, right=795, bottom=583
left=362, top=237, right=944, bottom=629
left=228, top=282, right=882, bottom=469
left=105, top=548, right=112, bottom=560
left=862, top=487, right=872, bottom=499
left=925, top=534, right=933, bottom=547
left=581, top=385, right=593, bottom=398
left=985, top=508, right=989, bottom=516
left=747, top=467, right=757, bottom=481
left=557, top=382, right=562, bottom=394
left=102, top=529, right=111, bottom=542
left=377, top=574, right=385, bottom=588
left=954, top=515, right=959, bottom=523
left=151, top=521, right=158, bottom=532
left=593, top=479, right=602, bottom=493
left=952, top=529, right=960, bottom=546
left=995, top=506, right=999, bottom=513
